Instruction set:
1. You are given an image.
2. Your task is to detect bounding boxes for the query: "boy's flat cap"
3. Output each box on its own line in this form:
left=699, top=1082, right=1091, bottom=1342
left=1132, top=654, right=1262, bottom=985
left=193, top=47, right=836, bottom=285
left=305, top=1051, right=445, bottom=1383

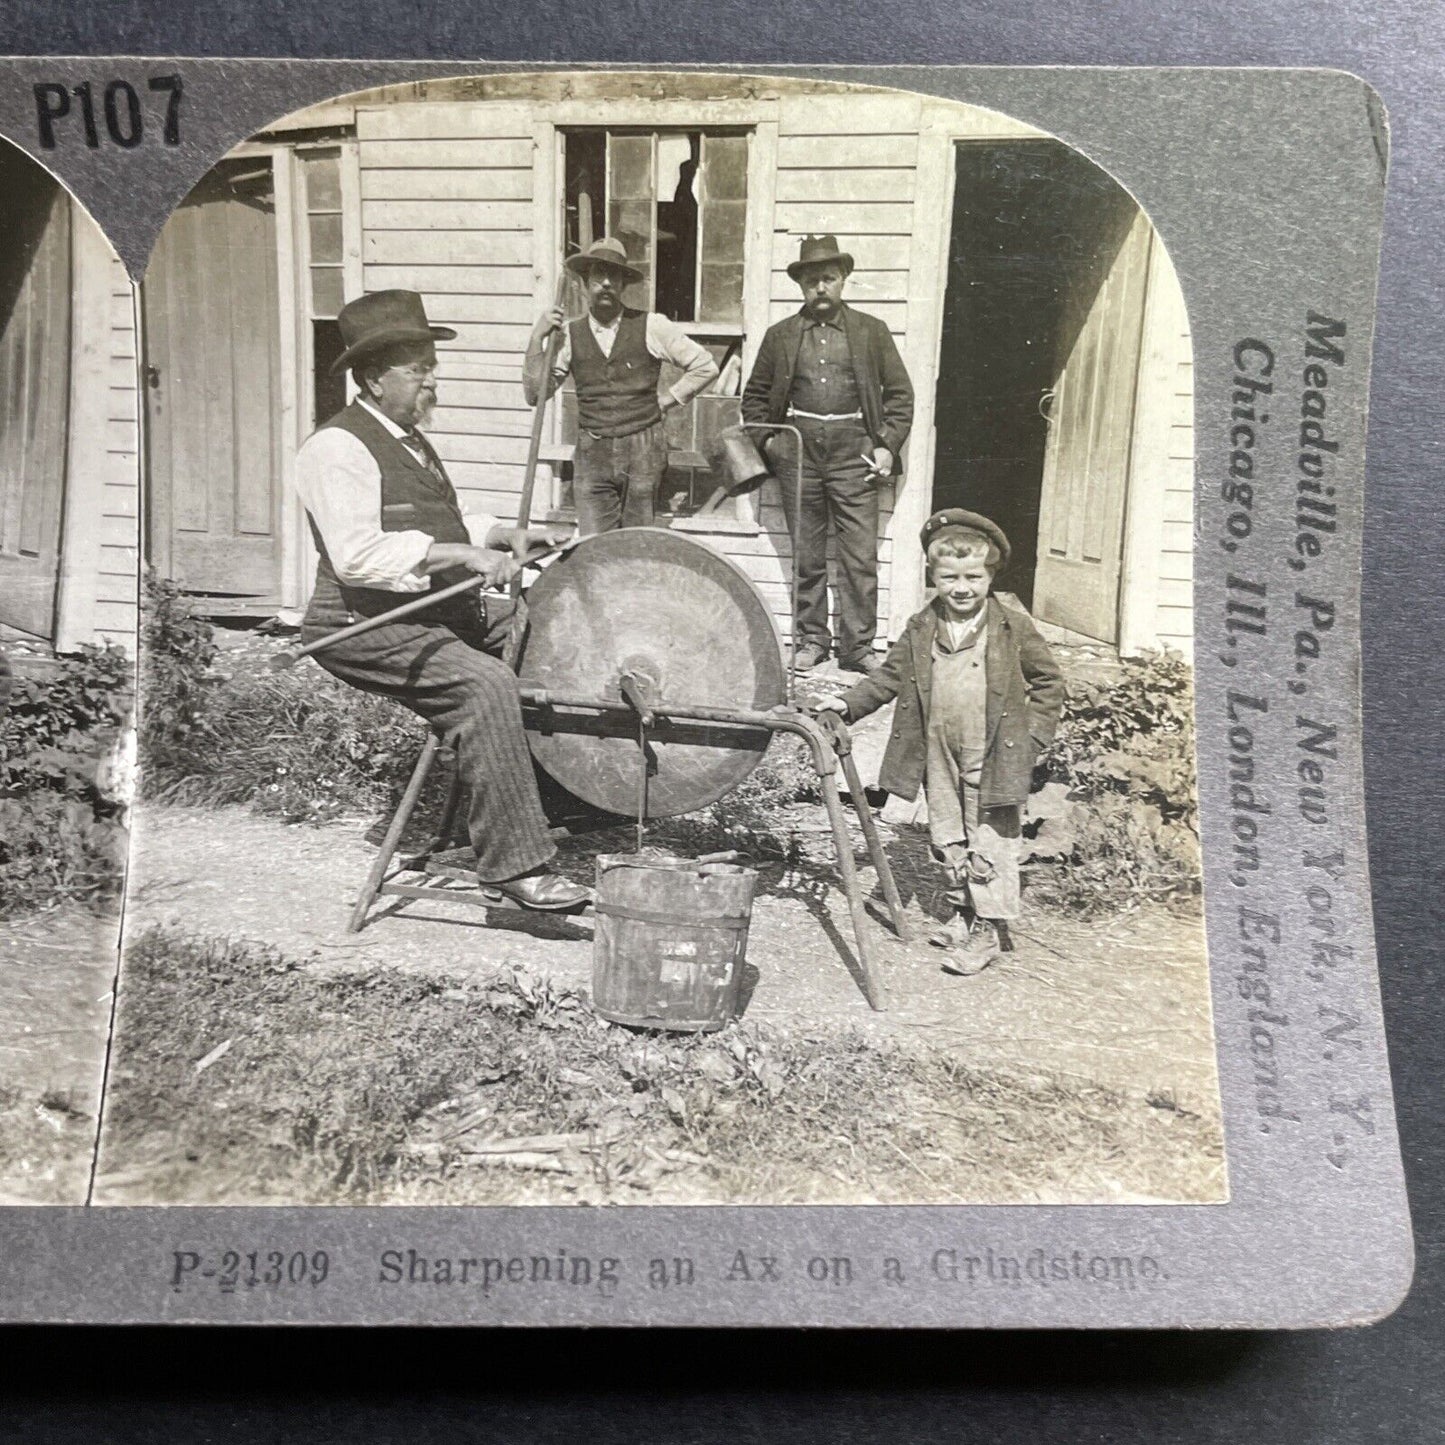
left=920, top=509, right=1011, bottom=568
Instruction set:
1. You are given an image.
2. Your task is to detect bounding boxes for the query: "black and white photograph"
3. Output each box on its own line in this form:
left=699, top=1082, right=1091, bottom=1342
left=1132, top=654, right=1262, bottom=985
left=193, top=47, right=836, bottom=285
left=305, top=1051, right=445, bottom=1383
left=0, top=136, right=138, bottom=1203
left=92, top=70, right=1226, bottom=1209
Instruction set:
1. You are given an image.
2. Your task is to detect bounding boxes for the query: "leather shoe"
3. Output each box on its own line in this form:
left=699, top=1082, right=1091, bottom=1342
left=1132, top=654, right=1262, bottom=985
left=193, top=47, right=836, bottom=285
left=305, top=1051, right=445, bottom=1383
left=792, top=642, right=829, bottom=671
left=839, top=653, right=879, bottom=677
left=940, top=920, right=1002, bottom=976
left=480, top=868, right=592, bottom=912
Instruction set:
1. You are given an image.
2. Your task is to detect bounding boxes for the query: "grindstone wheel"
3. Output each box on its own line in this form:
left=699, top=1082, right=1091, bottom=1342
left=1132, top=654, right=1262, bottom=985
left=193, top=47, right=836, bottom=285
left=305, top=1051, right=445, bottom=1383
left=516, top=528, right=788, bottom=818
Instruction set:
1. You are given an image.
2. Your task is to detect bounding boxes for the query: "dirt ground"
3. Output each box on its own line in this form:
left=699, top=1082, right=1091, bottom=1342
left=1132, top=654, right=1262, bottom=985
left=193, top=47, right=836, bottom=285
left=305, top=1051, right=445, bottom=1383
left=0, top=908, right=118, bottom=1204
left=121, top=802, right=1225, bottom=1176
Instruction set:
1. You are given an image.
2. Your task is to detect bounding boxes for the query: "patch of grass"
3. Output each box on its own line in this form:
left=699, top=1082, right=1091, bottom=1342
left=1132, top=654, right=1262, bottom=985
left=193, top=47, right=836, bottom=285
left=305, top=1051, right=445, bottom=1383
left=98, top=927, right=1224, bottom=1207
left=143, top=663, right=428, bottom=824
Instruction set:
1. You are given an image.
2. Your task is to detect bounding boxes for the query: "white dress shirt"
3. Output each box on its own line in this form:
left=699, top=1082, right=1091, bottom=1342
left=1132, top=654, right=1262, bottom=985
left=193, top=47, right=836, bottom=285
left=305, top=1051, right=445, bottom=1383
left=526, top=311, right=719, bottom=407
left=294, top=398, right=498, bottom=593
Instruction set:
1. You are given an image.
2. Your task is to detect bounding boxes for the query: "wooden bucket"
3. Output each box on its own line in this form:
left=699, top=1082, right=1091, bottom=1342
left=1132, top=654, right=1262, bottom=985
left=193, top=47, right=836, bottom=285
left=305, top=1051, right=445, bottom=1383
left=592, top=854, right=757, bottom=1032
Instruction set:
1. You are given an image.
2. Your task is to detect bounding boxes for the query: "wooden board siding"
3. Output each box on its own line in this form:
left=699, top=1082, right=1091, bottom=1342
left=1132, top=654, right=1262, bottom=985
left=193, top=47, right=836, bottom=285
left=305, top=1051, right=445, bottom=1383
left=52, top=213, right=140, bottom=654
left=353, top=103, right=540, bottom=520
left=95, top=258, right=140, bottom=650
left=1118, top=231, right=1194, bottom=660
left=327, top=84, right=1195, bottom=662
left=1156, top=338, right=1194, bottom=655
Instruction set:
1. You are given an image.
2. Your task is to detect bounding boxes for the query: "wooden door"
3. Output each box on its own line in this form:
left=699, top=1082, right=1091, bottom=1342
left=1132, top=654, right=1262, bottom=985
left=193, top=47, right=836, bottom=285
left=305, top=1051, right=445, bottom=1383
left=1033, top=209, right=1152, bottom=643
left=0, top=184, right=72, bottom=639
left=144, top=162, right=284, bottom=607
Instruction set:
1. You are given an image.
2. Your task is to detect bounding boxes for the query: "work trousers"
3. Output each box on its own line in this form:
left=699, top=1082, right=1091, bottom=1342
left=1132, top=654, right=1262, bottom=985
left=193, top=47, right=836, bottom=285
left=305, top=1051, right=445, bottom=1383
left=925, top=753, right=1022, bottom=922
left=299, top=597, right=555, bottom=883
left=778, top=416, right=881, bottom=664
left=574, top=419, right=668, bottom=536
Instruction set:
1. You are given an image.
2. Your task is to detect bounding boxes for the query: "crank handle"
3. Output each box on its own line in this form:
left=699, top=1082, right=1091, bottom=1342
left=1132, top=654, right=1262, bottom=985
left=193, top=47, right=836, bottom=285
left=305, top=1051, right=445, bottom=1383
left=618, top=670, right=658, bottom=728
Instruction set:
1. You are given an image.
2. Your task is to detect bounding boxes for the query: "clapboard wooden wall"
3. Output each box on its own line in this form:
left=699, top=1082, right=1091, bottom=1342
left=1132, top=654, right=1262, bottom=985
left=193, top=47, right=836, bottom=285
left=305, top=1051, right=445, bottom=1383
left=1156, top=319, right=1195, bottom=655
left=1118, top=232, right=1194, bottom=660
left=95, top=255, right=140, bottom=650
left=51, top=215, right=139, bottom=655
left=329, top=80, right=1194, bottom=657
left=355, top=103, right=541, bottom=521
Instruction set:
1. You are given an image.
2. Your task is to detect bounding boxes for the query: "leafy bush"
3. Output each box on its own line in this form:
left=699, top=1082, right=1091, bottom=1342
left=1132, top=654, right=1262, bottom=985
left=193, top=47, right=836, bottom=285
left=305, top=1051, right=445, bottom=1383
left=703, top=735, right=819, bottom=857
left=0, top=643, right=131, bottom=915
left=1028, top=650, right=1200, bottom=915
left=1046, top=648, right=1196, bottom=822
left=0, top=791, right=127, bottom=912
left=143, top=664, right=428, bottom=824
left=0, top=643, right=130, bottom=798
left=138, top=570, right=217, bottom=764
left=138, top=571, right=427, bottom=822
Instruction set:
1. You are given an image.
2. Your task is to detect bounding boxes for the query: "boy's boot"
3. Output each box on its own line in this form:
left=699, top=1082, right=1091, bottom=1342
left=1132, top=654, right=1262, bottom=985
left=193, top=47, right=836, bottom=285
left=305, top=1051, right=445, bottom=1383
left=943, top=918, right=1003, bottom=977
left=928, top=861, right=973, bottom=949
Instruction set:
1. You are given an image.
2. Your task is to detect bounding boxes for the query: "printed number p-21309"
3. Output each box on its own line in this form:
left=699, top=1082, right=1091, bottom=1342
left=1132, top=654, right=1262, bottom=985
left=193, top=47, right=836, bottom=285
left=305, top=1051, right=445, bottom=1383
left=34, top=77, right=183, bottom=149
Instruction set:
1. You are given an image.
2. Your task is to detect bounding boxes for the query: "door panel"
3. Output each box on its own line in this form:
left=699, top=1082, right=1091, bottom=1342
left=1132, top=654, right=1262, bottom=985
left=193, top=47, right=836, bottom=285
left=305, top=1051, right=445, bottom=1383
left=0, top=184, right=71, bottom=639
left=144, top=162, right=284, bottom=604
left=1033, top=209, right=1152, bottom=643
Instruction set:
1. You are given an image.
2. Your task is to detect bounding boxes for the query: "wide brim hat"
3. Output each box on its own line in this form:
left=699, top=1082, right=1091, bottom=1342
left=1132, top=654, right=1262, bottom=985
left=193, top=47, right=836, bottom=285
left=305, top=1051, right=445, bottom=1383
left=787, top=234, right=855, bottom=281
left=920, top=508, right=1012, bottom=569
left=330, top=290, right=456, bottom=376
left=565, top=237, right=645, bottom=284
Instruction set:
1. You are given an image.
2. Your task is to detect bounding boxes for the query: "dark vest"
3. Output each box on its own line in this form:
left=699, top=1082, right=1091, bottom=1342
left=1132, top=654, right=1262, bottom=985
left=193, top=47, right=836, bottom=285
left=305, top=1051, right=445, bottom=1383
left=305, top=402, right=476, bottom=627
left=569, top=309, right=662, bottom=437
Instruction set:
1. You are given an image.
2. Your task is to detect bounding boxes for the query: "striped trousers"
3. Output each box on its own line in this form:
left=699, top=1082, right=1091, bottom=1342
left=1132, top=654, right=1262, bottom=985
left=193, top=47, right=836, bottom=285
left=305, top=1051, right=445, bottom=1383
left=299, top=598, right=555, bottom=882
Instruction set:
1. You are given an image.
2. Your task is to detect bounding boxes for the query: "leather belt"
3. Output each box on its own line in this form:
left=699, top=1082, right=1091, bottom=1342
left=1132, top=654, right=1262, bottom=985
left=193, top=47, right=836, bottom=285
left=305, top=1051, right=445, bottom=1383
left=787, top=408, right=864, bottom=423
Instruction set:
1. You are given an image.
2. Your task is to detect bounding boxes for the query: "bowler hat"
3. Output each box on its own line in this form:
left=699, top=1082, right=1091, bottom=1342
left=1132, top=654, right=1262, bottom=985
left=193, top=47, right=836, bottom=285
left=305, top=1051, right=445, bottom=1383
left=920, top=508, right=1012, bottom=569
left=565, top=237, right=645, bottom=284
left=330, top=290, right=456, bottom=376
left=787, top=234, right=855, bottom=282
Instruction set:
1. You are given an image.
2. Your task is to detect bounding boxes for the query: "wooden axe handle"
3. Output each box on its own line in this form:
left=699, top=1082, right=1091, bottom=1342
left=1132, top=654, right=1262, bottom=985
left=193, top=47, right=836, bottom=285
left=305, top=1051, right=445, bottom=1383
left=273, top=542, right=572, bottom=669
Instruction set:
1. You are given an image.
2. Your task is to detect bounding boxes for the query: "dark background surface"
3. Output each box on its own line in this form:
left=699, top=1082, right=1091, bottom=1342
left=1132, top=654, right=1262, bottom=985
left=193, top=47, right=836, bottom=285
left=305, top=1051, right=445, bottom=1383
left=1, top=2, right=1441, bottom=1440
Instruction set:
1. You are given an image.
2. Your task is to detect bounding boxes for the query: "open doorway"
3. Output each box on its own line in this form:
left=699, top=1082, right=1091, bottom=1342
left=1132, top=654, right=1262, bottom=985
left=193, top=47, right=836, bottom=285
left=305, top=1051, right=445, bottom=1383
left=932, top=140, right=1148, bottom=643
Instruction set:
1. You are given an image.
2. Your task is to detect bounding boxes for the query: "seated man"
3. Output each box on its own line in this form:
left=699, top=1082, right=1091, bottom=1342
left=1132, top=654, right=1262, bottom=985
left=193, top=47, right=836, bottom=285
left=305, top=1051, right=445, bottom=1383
left=295, top=289, right=588, bottom=911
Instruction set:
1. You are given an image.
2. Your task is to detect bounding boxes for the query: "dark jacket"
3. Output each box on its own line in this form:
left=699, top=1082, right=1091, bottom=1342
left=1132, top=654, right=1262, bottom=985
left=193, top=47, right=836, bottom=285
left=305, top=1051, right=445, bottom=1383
left=838, top=595, right=1066, bottom=808
left=741, top=303, right=914, bottom=472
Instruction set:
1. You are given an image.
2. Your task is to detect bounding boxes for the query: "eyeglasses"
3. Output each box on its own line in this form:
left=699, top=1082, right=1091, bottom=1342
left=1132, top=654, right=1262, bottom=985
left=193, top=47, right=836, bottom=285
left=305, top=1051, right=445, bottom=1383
left=386, top=362, right=438, bottom=379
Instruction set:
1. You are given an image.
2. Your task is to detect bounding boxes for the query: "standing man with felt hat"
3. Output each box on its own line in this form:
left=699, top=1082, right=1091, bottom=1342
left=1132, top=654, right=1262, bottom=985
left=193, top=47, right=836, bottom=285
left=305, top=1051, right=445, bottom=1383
left=293, top=290, right=588, bottom=912
left=524, top=237, right=719, bottom=535
left=742, top=235, right=914, bottom=675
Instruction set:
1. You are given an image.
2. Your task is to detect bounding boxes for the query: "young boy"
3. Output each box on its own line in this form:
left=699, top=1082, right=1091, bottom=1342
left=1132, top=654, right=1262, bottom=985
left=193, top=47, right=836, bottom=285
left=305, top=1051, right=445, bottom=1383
left=816, top=509, right=1065, bottom=974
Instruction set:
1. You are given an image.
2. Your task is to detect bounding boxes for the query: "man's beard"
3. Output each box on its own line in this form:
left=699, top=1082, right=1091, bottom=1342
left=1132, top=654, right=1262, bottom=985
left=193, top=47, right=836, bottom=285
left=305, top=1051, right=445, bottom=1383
left=412, top=393, right=438, bottom=430
left=591, top=293, right=621, bottom=321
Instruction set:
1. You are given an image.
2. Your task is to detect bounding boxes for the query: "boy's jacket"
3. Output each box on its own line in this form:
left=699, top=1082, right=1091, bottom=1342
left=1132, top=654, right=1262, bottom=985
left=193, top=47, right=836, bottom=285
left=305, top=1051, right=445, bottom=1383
left=838, top=594, right=1066, bottom=808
